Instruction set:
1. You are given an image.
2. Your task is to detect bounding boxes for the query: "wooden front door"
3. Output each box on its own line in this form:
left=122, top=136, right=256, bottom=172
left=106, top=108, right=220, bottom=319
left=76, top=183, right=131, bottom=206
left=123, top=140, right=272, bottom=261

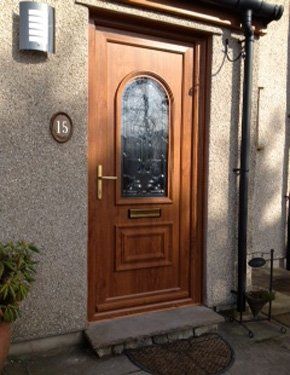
left=89, top=24, right=204, bottom=321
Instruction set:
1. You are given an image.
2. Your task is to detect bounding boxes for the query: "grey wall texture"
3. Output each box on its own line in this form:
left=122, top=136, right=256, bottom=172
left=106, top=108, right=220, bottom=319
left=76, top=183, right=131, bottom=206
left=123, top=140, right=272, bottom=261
left=0, top=0, right=289, bottom=342
left=0, top=0, right=88, bottom=342
left=253, top=0, right=289, bottom=260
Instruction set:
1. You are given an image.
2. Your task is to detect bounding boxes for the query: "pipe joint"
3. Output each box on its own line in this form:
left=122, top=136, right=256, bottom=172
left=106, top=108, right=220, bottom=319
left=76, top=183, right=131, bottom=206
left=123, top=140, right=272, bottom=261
left=242, top=9, right=254, bottom=38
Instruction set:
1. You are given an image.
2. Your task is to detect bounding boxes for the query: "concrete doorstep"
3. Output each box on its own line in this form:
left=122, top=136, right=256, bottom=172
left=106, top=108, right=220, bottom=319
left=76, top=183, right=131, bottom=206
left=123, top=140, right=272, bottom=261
left=85, top=306, right=224, bottom=357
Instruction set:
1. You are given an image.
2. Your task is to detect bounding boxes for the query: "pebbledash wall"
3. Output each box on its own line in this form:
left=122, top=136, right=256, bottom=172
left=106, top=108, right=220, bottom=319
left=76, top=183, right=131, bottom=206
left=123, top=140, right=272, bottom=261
left=0, top=0, right=288, bottom=343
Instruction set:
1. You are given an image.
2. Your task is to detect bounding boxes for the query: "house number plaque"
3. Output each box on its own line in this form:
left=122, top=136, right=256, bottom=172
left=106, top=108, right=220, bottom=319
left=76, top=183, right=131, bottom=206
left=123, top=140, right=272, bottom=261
left=50, top=113, right=73, bottom=143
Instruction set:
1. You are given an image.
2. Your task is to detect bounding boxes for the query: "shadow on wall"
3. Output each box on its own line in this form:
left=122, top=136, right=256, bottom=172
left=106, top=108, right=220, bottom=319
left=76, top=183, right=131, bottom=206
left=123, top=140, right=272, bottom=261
left=203, top=32, right=241, bottom=306
left=208, top=26, right=290, bottom=305
left=248, top=14, right=290, bottom=279
left=254, top=109, right=288, bottom=255
left=246, top=8, right=290, bottom=273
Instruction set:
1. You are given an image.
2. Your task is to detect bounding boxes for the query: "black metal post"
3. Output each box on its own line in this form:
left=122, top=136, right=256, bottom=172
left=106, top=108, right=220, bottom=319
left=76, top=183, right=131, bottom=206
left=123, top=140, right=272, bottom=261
left=268, top=249, right=274, bottom=319
left=195, top=1, right=284, bottom=25
left=286, top=196, right=290, bottom=270
left=237, top=9, right=254, bottom=312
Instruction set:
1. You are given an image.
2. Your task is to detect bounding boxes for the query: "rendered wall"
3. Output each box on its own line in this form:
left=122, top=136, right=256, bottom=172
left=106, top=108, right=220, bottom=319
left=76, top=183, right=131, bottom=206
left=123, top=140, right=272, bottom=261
left=0, top=0, right=88, bottom=342
left=0, top=0, right=288, bottom=342
left=253, top=0, right=289, bottom=260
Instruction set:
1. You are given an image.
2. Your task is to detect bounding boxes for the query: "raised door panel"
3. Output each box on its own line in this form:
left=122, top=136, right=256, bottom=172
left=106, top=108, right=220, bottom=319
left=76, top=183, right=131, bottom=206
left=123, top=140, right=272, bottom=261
left=115, top=223, right=173, bottom=271
left=89, top=25, right=197, bottom=320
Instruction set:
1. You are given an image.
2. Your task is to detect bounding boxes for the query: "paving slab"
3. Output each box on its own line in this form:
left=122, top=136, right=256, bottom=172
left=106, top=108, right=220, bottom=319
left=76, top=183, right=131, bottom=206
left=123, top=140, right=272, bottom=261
left=4, top=319, right=290, bottom=375
left=217, top=322, right=290, bottom=375
left=4, top=346, right=140, bottom=375
left=85, top=306, right=223, bottom=353
left=262, top=292, right=290, bottom=315
left=2, top=360, right=28, bottom=375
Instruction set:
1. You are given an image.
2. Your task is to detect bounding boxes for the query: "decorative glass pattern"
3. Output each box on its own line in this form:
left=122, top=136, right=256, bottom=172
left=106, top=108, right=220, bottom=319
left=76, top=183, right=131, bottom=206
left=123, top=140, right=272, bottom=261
left=121, top=76, right=169, bottom=198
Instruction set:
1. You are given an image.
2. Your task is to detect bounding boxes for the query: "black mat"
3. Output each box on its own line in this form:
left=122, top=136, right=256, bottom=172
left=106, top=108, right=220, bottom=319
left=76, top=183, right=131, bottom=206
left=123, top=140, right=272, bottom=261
left=126, top=333, right=234, bottom=375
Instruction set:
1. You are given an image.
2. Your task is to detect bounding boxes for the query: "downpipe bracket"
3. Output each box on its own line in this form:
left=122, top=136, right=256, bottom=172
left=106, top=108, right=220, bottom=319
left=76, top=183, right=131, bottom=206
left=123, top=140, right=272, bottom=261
left=233, top=168, right=249, bottom=175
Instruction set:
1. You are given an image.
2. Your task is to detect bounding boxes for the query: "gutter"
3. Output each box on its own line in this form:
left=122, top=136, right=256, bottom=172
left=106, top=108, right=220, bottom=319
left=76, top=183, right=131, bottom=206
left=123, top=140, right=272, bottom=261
left=196, top=0, right=284, bottom=24
left=197, top=1, right=284, bottom=312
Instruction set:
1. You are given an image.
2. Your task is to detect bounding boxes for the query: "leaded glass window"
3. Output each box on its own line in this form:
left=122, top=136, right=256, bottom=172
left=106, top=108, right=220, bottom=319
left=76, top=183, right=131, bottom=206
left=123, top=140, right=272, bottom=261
left=121, top=76, right=169, bottom=198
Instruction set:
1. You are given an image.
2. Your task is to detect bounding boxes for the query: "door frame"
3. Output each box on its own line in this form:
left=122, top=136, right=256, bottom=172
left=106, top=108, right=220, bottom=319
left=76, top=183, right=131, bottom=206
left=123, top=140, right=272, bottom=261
left=88, top=10, right=211, bottom=322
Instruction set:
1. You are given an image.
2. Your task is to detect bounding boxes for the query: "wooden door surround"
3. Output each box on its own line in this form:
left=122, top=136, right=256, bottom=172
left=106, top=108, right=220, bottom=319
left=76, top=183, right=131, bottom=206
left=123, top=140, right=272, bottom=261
left=88, top=17, right=209, bottom=322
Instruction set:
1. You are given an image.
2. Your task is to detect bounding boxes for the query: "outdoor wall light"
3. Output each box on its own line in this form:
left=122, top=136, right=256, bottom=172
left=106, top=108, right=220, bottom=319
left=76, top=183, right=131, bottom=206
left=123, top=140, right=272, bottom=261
left=19, top=1, right=55, bottom=53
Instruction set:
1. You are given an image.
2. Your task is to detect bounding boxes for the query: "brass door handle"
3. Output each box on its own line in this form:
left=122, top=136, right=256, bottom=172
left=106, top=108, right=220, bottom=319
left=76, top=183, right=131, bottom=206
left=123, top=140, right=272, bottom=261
left=97, top=165, right=118, bottom=200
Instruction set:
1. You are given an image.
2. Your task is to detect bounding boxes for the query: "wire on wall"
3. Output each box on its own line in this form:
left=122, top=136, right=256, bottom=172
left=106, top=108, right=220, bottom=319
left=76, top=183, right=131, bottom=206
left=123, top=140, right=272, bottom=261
left=225, top=38, right=245, bottom=62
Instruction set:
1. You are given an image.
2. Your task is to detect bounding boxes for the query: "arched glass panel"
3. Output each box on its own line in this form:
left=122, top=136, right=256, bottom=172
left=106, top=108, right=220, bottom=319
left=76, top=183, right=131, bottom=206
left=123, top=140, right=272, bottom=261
left=121, top=76, right=169, bottom=198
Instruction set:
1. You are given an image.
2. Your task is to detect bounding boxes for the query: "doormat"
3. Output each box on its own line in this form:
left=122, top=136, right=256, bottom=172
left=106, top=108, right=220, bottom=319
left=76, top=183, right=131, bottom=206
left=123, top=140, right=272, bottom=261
left=125, top=333, right=234, bottom=375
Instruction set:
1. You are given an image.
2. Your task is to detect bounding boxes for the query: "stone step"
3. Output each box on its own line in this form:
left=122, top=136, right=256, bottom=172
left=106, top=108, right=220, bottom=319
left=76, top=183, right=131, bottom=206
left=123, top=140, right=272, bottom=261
left=85, top=305, right=224, bottom=357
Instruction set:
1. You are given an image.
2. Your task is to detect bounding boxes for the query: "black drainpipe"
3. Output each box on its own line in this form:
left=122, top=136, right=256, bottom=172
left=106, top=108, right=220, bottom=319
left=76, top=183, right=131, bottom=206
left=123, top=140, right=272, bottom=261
left=195, top=0, right=284, bottom=312
left=237, top=9, right=254, bottom=312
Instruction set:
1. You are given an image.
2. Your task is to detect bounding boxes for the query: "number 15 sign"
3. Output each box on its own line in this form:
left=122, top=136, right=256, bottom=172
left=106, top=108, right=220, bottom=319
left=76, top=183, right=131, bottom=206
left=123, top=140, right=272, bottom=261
left=50, top=113, right=73, bottom=143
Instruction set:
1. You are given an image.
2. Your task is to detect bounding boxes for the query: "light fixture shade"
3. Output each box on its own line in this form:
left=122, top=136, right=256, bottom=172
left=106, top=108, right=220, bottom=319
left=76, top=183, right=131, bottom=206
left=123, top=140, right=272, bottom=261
left=19, top=1, right=55, bottom=53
